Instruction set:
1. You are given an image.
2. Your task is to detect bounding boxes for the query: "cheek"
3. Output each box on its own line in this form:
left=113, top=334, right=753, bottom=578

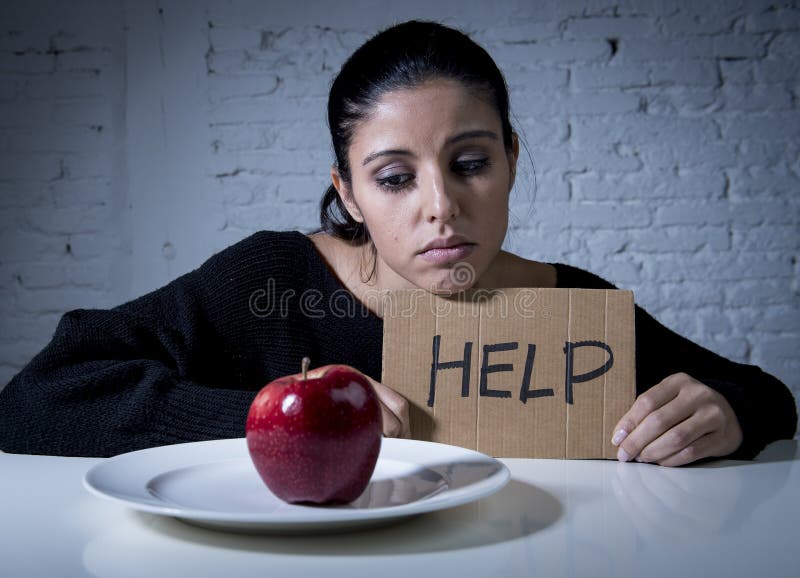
left=365, top=207, right=418, bottom=264
left=374, top=219, right=406, bottom=249
left=361, top=197, right=413, bottom=234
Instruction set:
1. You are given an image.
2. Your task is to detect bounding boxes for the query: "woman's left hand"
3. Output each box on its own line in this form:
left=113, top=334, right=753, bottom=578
left=611, top=372, right=743, bottom=467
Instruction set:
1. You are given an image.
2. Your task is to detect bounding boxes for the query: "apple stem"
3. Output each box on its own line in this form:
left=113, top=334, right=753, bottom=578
left=301, top=356, right=310, bottom=380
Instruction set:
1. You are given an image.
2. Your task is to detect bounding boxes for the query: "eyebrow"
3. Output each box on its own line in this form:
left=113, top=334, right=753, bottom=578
left=361, top=130, right=499, bottom=166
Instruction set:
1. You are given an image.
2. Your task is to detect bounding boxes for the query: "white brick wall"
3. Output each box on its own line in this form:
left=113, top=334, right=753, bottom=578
left=0, top=0, right=127, bottom=387
left=1, top=0, right=798, bottom=423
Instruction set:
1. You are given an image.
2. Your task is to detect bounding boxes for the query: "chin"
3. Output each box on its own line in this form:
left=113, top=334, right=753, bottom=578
left=425, top=269, right=477, bottom=296
left=429, top=286, right=464, bottom=297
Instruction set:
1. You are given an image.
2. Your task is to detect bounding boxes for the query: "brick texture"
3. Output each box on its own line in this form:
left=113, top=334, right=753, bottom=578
left=0, top=0, right=798, bottom=424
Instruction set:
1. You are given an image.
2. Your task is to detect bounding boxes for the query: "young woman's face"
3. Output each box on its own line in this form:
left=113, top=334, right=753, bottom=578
left=333, top=78, right=518, bottom=295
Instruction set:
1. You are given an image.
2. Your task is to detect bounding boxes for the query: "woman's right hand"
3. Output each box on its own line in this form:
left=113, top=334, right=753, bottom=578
left=361, top=375, right=411, bottom=438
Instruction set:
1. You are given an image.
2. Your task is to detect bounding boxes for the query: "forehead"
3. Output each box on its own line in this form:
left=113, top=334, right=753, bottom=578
left=349, top=79, right=502, bottom=153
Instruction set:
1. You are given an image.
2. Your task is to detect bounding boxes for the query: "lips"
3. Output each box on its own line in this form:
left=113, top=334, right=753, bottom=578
left=417, top=236, right=476, bottom=265
left=417, top=235, right=475, bottom=254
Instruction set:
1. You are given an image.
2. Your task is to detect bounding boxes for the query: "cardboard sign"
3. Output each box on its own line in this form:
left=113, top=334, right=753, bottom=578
left=381, top=288, right=636, bottom=459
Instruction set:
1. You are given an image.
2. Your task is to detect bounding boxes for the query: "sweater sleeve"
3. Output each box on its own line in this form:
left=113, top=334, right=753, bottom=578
left=0, top=232, right=287, bottom=457
left=554, top=264, right=798, bottom=460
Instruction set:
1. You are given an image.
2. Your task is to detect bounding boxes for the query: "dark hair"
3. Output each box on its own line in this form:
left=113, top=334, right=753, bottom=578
left=317, top=20, right=515, bottom=281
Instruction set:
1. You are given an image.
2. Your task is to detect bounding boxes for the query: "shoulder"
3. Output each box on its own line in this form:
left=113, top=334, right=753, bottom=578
left=116, top=230, right=314, bottom=316
left=197, top=230, right=311, bottom=278
left=204, top=230, right=309, bottom=267
left=188, top=229, right=318, bottom=302
left=550, top=263, right=618, bottom=290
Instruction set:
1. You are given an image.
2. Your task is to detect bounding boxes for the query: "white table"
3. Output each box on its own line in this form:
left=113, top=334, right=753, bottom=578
left=1, top=441, right=798, bottom=578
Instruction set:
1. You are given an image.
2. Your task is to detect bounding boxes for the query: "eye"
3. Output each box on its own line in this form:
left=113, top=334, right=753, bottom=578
left=376, top=172, right=414, bottom=192
left=452, top=157, right=490, bottom=175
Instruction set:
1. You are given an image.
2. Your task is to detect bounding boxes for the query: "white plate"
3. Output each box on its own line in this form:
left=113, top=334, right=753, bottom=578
left=84, top=437, right=510, bottom=534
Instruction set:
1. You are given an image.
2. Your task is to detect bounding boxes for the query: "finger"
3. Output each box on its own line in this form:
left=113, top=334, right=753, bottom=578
left=379, top=401, right=402, bottom=437
left=612, top=374, right=684, bottom=449
left=369, top=380, right=411, bottom=438
left=637, top=411, right=715, bottom=463
left=398, top=408, right=411, bottom=438
left=376, top=384, right=410, bottom=438
left=618, top=393, right=695, bottom=462
left=656, top=431, right=720, bottom=467
left=638, top=394, right=733, bottom=464
left=365, top=376, right=401, bottom=437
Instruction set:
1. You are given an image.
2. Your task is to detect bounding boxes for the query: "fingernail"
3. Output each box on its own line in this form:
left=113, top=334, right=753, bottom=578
left=612, top=429, right=628, bottom=446
left=617, top=447, right=632, bottom=462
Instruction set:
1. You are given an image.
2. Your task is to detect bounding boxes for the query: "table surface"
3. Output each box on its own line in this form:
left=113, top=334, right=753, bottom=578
left=1, top=440, right=799, bottom=578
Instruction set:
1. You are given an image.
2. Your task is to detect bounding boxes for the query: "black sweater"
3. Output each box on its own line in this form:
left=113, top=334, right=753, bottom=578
left=0, top=230, right=795, bottom=458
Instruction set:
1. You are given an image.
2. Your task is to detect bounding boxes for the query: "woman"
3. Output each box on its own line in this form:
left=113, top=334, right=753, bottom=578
left=0, top=21, right=795, bottom=463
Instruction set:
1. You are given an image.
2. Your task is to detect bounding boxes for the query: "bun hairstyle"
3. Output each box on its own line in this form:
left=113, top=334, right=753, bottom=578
left=317, top=20, right=515, bottom=280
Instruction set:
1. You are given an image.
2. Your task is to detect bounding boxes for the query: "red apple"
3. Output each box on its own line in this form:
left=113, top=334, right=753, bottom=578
left=245, top=357, right=383, bottom=504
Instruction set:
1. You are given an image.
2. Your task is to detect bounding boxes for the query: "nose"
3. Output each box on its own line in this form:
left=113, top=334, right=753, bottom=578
left=422, top=169, right=460, bottom=223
